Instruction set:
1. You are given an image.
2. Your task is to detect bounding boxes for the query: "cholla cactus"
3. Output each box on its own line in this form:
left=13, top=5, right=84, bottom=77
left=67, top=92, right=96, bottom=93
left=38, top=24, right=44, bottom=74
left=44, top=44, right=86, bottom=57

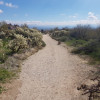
left=31, top=33, right=43, bottom=47
left=7, top=26, right=45, bottom=52
left=15, top=27, right=30, bottom=38
left=8, top=34, right=28, bottom=53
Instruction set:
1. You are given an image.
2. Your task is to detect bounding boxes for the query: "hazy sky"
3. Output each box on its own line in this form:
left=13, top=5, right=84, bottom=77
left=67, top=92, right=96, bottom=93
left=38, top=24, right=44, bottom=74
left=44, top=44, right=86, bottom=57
left=0, top=0, right=100, bottom=26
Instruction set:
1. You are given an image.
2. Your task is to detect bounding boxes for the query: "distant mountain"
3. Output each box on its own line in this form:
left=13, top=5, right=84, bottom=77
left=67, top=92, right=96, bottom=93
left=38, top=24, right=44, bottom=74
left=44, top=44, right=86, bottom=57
left=28, top=24, right=98, bottom=30
left=28, top=25, right=59, bottom=30
left=28, top=25, right=73, bottom=30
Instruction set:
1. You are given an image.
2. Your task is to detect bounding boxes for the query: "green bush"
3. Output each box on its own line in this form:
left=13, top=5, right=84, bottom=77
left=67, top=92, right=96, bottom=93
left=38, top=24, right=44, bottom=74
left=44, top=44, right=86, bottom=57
left=0, top=46, right=11, bottom=64
left=72, top=40, right=100, bottom=60
left=0, top=68, right=15, bottom=83
left=66, top=39, right=87, bottom=47
left=55, top=36, right=68, bottom=42
left=41, top=41, right=46, bottom=47
left=50, top=30, right=69, bottom=38
left=49, top=25, right=100, bottom=63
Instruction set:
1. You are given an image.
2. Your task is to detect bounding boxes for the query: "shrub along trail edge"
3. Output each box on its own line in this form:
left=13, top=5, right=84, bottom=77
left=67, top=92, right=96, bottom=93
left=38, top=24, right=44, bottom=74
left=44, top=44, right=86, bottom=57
left=1, top=35, right=95, bottom=100
left=0, top=47, right=40, bottom=100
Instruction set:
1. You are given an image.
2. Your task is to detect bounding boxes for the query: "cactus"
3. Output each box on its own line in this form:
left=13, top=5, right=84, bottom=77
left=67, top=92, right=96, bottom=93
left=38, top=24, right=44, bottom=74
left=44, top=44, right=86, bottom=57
left=8, top=34, right=28, bottom=53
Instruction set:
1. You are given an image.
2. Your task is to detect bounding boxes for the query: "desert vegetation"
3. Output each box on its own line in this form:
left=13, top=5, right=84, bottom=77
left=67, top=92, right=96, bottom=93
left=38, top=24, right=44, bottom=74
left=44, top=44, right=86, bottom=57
left=0, top=22, right=45, bottom=63
left=0, top=22, right=45, bottom=93
left=48, top=25, right=100, bottom=100
left=49, top=25, right=100, bottom=64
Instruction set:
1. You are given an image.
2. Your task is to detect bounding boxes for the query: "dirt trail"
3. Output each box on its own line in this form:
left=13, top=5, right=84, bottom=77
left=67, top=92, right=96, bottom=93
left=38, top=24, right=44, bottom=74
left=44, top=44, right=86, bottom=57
left=5, top=35, right=93, bottom=100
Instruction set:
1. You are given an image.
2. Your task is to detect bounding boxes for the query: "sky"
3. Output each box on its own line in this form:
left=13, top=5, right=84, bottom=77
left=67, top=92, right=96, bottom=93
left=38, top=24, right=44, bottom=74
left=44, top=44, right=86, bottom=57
left=0, top=0, right=100, bottom=27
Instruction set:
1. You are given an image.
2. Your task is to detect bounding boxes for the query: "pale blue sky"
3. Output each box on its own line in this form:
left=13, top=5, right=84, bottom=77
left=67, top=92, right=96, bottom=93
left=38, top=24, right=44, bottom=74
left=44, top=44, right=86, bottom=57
left=0, top=0, right=100, bottom=26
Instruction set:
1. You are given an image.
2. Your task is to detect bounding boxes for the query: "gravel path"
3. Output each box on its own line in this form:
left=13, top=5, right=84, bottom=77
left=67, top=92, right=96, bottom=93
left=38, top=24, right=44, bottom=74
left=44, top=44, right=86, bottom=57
left=16, top=35, right=92, bottom=100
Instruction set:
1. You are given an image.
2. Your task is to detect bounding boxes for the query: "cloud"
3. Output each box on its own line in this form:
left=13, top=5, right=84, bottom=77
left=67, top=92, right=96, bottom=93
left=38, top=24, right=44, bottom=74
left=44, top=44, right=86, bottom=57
left=60, top=14, right=77, bottom=18
left=72, top=16, right=77, bottom=18
left=0, top=1, right=18, bottom=8
left=88, top=12, right=98, bottom=20
left=0, top=9, right=3, bottom=14
left=6, top=19, right=100, bottom=26
left=0, top=1, right=4, bottom=5
left=6, top=20, right=42, bottom=25
left=60, top=13, right=66, bottom=16
left=25, top=14, right=28, bottom=17
left=5, top=3, right=18, bottom=8
left=6, top=12, right=100, bottom=26
left=69, top=15, right=77, bottom=18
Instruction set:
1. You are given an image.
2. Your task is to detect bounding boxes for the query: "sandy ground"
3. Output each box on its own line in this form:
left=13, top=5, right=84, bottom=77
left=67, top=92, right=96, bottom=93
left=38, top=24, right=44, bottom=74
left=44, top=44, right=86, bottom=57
left=0, top=79, right=22, bottom=100
left=0, top=35, right=94, bottom=100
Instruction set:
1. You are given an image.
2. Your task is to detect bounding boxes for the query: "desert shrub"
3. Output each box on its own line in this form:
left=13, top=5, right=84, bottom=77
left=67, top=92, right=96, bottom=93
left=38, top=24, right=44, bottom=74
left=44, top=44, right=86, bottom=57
left=50, top=30, right=68, bottom=38
left=56, top=36, right=69, bottom=42
left=0, top=39, right=11, bottom=63
left=8, top=34, right=28, bottom=53
left=0, top=23, right=8, bottom=32
left=69, top=25, right=100, bottom=41
left=0, top=22, right=45, bottom=63
left=49, top=25, right=100, bottom=63
left=69, top=25, right=91, bottom=40
left=49, top=29, right=69, bottom=42
left=0, top=39, right=3, bottom=47
left=0, top=46, right=12, bottom=63
left=0, top=22, right=46, bottom=93
left=0, top=53, right=7, bottom=63
left=72, top=40, right=100, bottom=60
left=30, top=33, right=43, bottom=47
left=66, top=39, right=87, bottom=47
left=0, top=31, right=6, bottom=39
left=0, top=68, right=15, bottom=83
left=15, top=27, right=29, bottom=38
left=41, top=41, right=46, bottom=47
